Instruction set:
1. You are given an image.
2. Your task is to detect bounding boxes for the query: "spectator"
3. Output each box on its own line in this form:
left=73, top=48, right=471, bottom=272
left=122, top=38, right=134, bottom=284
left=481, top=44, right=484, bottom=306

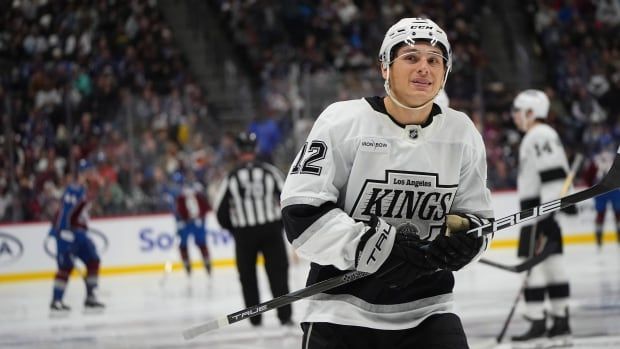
left=0, top=0, right=218, bottom=222
left=248, top=113, right=283, bottom=163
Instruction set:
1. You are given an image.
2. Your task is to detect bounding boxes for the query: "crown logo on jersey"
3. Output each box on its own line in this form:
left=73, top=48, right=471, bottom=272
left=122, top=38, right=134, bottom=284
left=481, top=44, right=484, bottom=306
left=396, top=222, right=420, bottom=236
left=350, top=170, right=458, bottom=240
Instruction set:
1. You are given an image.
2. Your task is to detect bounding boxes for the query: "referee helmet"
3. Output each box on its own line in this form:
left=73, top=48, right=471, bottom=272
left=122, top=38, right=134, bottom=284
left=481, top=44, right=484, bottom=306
left=236, top=132, right=257, bottom=153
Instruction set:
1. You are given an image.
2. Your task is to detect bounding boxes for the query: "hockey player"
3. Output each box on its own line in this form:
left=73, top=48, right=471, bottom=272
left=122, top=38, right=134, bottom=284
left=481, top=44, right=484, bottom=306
left=174, top=172, right=212, bottom=276
left=280, top=18, right=494, bottom=348
left=49, top=159, right=104, bottom=312
left=214, top=132, right=292, bottom=327
left=510, top=90, right=572, bottom=347
left=584, top=134, right=620, bottom=249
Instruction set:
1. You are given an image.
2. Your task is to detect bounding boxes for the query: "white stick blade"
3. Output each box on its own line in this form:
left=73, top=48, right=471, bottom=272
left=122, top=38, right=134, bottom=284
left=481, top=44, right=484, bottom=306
left=182, top=317, right=228, bottom=340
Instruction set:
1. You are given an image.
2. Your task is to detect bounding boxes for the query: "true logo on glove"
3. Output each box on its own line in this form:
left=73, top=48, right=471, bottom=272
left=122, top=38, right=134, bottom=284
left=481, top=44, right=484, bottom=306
left=366, top=226, right=391, bottom=265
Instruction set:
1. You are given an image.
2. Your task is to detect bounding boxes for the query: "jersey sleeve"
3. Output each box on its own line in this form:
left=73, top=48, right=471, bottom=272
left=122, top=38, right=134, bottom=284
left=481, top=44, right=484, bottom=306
left=197, top=192, right=211, bottom=215
left=280, top=107, right=373, bottom=271
left=517, top=140, right=541, bottom=215
left=449, top=125, right=494, bottom=263
left=263, top=162, right=285, bottom=197
left=69, top=198, right=89, bottom=231
left=450, top=128, right=494, bottom=220
left=214, top=176, right=233, bottom=231
left=175, top=195, right=189, bottom=221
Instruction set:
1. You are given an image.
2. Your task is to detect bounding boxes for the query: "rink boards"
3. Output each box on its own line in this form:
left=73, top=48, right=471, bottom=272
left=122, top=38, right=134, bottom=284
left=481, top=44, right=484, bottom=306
left=0, top=190, right=616, bottom=283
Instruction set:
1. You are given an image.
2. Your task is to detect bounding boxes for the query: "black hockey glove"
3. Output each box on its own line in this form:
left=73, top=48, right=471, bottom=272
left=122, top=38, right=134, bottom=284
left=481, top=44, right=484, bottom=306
left=426, top=213, right=488, bottom=271
left=560, top=204, right=578, bottom=215
left=355, top=216, right=436, bottom=289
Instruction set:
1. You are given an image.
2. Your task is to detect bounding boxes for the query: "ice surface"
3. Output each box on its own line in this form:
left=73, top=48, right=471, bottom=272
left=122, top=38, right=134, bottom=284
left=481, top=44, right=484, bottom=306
left=0, top=244, right=618, bottom=348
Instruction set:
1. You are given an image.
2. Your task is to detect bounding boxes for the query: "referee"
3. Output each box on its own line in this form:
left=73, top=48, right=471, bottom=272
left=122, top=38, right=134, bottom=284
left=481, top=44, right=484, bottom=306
left=214, top=132, right=292, bottom=327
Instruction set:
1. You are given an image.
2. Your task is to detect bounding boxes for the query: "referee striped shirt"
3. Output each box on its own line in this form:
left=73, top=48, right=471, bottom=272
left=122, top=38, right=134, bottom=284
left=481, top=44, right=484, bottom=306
left=214, top=160, right=284, bottom=229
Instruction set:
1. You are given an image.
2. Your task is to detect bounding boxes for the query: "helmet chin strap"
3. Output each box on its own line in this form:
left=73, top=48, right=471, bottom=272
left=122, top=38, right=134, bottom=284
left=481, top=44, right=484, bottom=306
left=383, top=64, right=445, bottom=111
left=384, top=79, right=437, bottom=111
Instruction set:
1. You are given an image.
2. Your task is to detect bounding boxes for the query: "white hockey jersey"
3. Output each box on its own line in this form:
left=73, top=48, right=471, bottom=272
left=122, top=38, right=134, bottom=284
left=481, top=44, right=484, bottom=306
left=517, top=123, right=570, bottom=222
left=281, top=97, right=493, bottom=330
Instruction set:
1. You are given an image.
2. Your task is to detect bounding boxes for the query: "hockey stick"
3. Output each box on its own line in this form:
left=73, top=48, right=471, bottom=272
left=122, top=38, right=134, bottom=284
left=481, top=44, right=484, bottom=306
left=182, top=147, right=620, bottom=340
left=493, top=234, right=544, bottom=346
left=470, top=241, right=548, bottom=349
left=478, top=241, right=557, bottom=273
left=562, top=153, right=584, bottom=195
left=477, top=152, right=584, bottom=274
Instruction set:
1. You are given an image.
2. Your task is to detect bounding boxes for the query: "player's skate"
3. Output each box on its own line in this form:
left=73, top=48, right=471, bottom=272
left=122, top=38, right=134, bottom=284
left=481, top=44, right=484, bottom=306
left=205, top=261, right=212, bottom=276
left=84, top=294, right=105, bottom=314
left=511, top=316, right=547, bottom=349
left=50, top=300, right=71, bottom=317
left=547, top=309, right=572, bottom=348
left=595, top=232, right=603, bottom=251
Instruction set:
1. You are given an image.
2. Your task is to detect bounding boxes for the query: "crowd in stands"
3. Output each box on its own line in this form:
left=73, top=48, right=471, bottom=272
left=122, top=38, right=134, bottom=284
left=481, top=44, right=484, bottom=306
left=1, top=0, right=619, bottom=223
left=528, top=0, right=620, bottom=154
left=483, top=0, right=620, bottom=186
left=214, top=0, right=620, bottom=191
left=0, top=0, right=224, bottom=222
left=213, top=0, right=511, bottom=186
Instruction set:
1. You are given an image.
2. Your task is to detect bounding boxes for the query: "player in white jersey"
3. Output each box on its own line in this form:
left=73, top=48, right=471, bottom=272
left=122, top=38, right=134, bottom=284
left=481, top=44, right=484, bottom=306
left=280, top=18, right=494, bottom=348
left=510, top=89, right=573, bottom=347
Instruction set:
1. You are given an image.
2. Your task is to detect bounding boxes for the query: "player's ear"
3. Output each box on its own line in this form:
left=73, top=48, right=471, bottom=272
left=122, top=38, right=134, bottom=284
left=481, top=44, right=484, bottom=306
left=381, top=64, right=388, bottom=80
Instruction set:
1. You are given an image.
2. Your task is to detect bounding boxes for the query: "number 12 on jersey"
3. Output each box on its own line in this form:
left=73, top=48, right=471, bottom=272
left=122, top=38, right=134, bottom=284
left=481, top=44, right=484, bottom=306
left=291, top=140, right=327, bottom=175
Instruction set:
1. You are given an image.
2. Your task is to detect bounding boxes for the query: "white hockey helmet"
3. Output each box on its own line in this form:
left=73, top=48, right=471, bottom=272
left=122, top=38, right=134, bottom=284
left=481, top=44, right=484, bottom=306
left=512, top=89, right=550, bottom=119
left=379, top=18, right=452, bottom=74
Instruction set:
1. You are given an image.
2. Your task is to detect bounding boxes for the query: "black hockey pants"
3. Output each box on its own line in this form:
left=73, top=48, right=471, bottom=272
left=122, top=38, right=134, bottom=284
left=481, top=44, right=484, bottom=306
left=301, top=313, right=469, bottom=349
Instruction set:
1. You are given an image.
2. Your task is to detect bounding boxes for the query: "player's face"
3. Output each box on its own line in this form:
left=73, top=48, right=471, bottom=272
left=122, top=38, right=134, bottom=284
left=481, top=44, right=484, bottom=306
left=385, top=42, right=446, bottom=105
left=511, top=107, right=530, bottom=132
left=79, top=168, right=100, bottom=187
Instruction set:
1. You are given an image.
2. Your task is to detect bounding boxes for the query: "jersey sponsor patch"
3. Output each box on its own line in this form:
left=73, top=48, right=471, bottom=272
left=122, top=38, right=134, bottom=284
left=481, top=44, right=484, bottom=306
left=350, top=170, right=458, bottom=240
left=360, top=138, right=391, bottom=153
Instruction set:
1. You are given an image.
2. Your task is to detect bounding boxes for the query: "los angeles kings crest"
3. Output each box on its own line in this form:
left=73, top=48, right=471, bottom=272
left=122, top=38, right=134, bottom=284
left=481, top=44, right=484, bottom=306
left=350, top=170, right=458, bottom=240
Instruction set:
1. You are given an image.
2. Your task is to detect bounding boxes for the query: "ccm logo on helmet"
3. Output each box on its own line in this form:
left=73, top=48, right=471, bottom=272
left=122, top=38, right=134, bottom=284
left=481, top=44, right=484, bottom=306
left=408, top=25, right=434, bottom=30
